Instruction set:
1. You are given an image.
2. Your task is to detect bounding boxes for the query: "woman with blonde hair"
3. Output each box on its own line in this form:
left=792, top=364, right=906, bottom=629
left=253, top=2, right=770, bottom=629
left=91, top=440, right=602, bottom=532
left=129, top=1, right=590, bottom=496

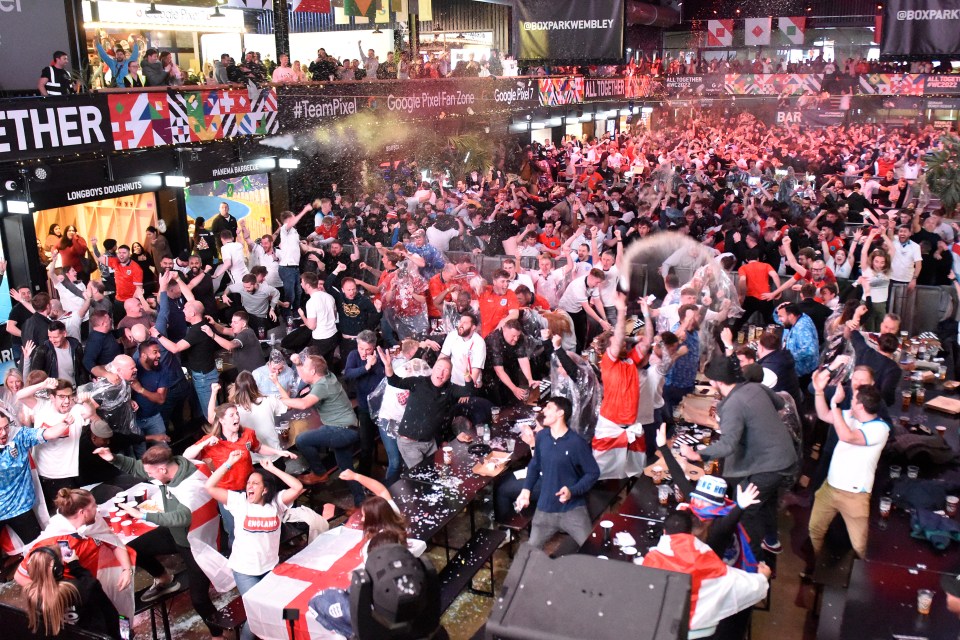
left=19, top=530, right=122, bottom=638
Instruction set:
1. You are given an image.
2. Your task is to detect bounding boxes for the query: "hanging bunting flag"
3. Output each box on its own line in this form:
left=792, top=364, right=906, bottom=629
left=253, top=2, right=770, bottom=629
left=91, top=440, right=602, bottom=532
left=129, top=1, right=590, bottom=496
left=345, top=0, right=377, bottom=19
left=744, top=17, right=772, bottom=46
left=706, top=20, right=734, bottom=47
left=410, top=0, right=431, bottom=21
left=778, top=17, right=806, bottom=45
left=376, top=0, right=390, bottom=23
left=291, top=0, right=331, bottom=12
left=332, top=0, right=350, bottom=24
left=390, top=0, right=407, bottom=13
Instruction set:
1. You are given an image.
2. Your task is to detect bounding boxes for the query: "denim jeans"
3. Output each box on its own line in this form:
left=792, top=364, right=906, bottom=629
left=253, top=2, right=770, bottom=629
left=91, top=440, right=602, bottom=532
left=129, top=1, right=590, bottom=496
left=295, top=425, right=364, bottom=505
left=278, top=265, right=302, bottom=312
left=379, top=423, right=403, bottom=486
left=191, top=368, right=220, bottom=416
left=218, top=502, right=236, bottom=547
left=233, top=570, right=268, bottom=640
left=134, top=413, right=167, bottom=458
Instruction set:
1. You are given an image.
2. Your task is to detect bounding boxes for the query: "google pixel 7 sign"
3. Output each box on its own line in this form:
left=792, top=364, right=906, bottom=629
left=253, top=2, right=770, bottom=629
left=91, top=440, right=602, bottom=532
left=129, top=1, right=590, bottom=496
left=514, top=0, right=624, bottom=63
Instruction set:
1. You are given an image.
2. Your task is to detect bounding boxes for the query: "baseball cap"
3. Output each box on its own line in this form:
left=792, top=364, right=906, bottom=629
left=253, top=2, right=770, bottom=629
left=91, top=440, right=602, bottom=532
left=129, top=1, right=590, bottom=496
left=308, top=589, right=352, bottom=637
left=90, top=419, right=113, bottom=439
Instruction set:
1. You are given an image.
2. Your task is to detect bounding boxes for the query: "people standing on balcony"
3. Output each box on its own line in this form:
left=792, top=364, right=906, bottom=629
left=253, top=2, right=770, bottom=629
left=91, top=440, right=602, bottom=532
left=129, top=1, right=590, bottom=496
left=141, top=49, right=169, bottom=87
left=272, top=54, right=298, bottom=84
left=377, top=51, right=398, bottom=80
left=358, top=42, right=379, bottom=80
left=309, top=48, right=337, bottom=82
left=38, top=51, right=75, bottom=96
left=94, top=38, right=139, bottom=88
left=213, top=53, right=231, bottom=85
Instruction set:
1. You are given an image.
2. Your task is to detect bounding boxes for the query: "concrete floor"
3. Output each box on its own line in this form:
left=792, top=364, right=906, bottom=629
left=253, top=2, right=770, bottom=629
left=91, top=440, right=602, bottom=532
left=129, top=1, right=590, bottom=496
left=0, top=476, right=818, bottom=640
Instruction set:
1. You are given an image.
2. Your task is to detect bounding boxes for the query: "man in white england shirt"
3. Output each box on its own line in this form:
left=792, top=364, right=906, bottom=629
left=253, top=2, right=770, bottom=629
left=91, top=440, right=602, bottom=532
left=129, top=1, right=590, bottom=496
left=33, top=379, right=93, bottom=509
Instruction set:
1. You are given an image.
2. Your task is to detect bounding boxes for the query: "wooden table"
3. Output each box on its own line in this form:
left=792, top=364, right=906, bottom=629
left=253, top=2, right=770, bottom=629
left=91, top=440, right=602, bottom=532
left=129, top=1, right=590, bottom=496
left=618, top=476, right=671, bottom=523
left=838, top=560, right=960, bottom=640
left=866, top=503, right=960, bottom=575
left=392, top=405, right=536, bottom=546
left=95, top=481, right=160, bottom=544
left=578, top=513, right=661, bottom=560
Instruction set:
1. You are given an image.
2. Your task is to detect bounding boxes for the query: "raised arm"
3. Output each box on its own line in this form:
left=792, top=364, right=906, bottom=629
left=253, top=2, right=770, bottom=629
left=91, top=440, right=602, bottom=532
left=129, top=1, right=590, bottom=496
left=338, top=469, right=391, bottom=499
left=861, top=228, right=879, bottom=273
left=261, top=458, right=304, bottom=506
left=781, top=236, right=806, bottom=276
left=607, top=293, right=628, bottom=359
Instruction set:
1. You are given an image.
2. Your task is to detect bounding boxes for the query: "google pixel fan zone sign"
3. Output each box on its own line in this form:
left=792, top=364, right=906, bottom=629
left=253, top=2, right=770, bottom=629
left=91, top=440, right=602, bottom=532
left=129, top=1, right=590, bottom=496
left=514, top=0, right=624, bottom=62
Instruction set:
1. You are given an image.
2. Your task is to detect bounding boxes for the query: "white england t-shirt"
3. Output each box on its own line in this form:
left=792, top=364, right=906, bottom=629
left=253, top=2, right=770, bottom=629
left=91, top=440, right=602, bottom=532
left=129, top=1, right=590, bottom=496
left=226, top=491, right=286, bottom=576
left=827, top=412, right=889, bottom=494
left=31, top=403, right=85, bottom=479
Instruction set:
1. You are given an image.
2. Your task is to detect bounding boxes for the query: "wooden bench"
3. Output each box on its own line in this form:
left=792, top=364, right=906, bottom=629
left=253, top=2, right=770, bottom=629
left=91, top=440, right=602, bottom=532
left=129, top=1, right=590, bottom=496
left=134, top=569, right=189, bottom=640
left=205, top=595, right=247, bottom=640
left=438, top=527, right=506, bottom=613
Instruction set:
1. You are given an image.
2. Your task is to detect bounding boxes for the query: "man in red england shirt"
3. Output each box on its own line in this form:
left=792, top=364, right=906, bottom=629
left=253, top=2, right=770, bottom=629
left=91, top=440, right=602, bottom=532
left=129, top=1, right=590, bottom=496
left=477, top=270, right=519, bottom=338
left=427, top=263, right=463, bottom=321
left=732, top=248, right=781, bottom=333
left=537, top=220, right=562, bottom=256
left=107, top=244, right=144, bottom=304
left=593, top=293, right=649, bottom=479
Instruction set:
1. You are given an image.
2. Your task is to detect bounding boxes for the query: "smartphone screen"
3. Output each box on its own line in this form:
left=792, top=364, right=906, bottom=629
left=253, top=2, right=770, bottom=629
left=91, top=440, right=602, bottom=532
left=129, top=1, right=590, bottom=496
left=119, top=615, right=131, bottom=640
left=57, top=540, right=75, bottom=563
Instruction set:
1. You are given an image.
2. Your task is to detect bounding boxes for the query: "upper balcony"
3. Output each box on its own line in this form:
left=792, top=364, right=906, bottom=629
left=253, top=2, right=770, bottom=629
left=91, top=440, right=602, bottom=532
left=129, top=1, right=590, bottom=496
left=1, top=70, right=958, bottom=165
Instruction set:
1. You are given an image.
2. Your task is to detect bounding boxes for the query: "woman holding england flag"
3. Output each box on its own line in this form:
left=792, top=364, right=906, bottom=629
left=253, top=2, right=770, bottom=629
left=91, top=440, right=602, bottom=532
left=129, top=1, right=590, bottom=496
left=204, top=450, right=305, bottom=640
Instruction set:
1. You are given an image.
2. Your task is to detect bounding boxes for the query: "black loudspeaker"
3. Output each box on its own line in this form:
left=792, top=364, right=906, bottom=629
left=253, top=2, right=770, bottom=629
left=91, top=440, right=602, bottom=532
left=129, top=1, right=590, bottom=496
left=485, top=544, right=690, bottom=640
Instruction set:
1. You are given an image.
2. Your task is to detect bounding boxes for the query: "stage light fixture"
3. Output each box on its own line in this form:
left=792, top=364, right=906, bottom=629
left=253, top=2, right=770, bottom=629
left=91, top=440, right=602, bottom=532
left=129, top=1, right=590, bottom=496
left=165, top=175, right=189, bottom=187
left=279, top=158, right=300, bottom=169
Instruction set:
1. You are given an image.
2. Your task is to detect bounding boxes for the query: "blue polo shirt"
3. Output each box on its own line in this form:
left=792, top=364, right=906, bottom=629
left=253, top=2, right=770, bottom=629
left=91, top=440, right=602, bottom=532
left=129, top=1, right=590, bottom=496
left=0, top=427, right=46, bottom=520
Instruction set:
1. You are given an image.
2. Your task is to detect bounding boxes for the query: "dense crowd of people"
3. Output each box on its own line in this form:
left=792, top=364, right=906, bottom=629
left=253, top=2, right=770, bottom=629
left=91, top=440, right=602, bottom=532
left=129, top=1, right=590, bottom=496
left=4, top=109, right=960, bottom=639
